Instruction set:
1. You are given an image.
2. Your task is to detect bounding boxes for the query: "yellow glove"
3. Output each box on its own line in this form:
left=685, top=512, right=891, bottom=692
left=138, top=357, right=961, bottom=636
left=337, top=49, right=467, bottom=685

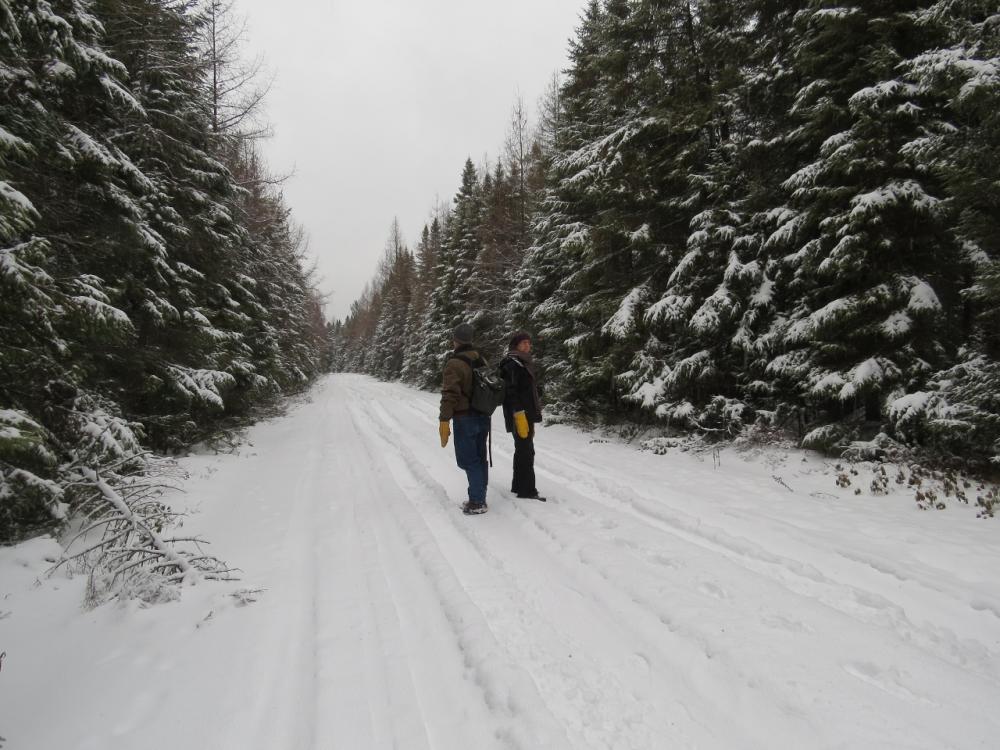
left=514, top=410, right=529, bottom=439
left=439, top=421, right=450, bottom=448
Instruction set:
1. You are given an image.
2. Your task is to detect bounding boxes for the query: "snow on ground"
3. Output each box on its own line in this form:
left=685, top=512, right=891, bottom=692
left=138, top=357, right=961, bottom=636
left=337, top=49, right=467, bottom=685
left=1, top=373, right=998, bottom=749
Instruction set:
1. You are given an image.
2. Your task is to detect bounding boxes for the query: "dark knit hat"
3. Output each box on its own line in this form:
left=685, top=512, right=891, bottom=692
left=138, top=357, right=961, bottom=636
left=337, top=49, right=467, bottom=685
left=453, top=322, right=474, bottom=344
left=509, top=331, right=532, bottom=349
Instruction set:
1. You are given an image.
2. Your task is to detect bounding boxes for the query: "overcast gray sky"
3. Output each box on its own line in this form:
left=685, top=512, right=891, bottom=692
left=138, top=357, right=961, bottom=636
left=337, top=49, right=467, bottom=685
left=236, top=0, right=587, bottom=321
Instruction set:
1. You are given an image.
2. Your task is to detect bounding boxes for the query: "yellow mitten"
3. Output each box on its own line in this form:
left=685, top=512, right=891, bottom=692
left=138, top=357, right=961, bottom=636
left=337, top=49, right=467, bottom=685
left=439, top=421, right=451, bottom=447
left=514, top=410, right=529, bottom=439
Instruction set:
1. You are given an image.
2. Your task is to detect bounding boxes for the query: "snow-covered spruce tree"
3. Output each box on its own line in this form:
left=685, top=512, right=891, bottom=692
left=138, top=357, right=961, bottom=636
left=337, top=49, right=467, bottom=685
left=758, top=1, right=966, bottom=452
left=0, top=0, right=149, bottom=540
left=407, top=163, right=481, bottom=383
left=613, top=0, right=765, bottom=433
left=474, top=105, right=549, bottom=361
left=515, top=0, right=630, bottom=413
left=334, top=219, right=416, bottom=381
left=327, top=319, right=346, bottom=370
left=3, top=0, right=321, bottom=565
left=228, top=141, right=326, bottom=393
left=196, top=0, right=326, bottom=396
left=89, top=0, right=249, bottom=448
left=530, top=0, right=733, bottom=417
left=98, top=0, right=324, bottom=444
left=369, top=220, right=414, bottom=380
left=0, top=0, right=229, bottom=591
left=464, top=163, right=510, bottom=353
left=466, top=148, right=543, bottom=360
left=505, top=70, right=577, bottom=398
left=502, top=75, right=563, bottom=350
left=343, top=110, right=547, bottom=385
left=411, top=214, right=453, bottom=385
left=704, top=0, right=820, bottom=435
left=400, top=222, right=438, bottom=381
left=335, top=281, right=381, bottom=375
left=450, top=158, right=486, bottom=315
left=887, top=1, right=1000, bottom=463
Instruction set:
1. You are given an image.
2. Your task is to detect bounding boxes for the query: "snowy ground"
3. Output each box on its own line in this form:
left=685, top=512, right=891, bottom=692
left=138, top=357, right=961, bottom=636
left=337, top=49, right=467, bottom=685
left=2, top=374, right=999, bottom=750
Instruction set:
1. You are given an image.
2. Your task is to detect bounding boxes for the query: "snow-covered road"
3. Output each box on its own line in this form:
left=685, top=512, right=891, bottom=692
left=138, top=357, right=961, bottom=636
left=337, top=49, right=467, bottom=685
left=2, top=374, right=999, bottom=749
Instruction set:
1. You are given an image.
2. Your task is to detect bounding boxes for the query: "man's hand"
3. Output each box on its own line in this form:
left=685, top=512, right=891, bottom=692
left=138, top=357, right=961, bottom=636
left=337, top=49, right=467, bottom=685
left=439, top=420, right=451, bottom=448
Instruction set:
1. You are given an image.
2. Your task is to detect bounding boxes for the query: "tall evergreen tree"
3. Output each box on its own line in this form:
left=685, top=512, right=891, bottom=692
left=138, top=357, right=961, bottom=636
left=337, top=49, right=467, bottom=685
left=338, top=0, right=998, bottom=466
left=752, top=2, right=962, bottom=450
left=1, top=0, right=324, bottom=544
left=1, top=0, right=151, bottom=538
left=887, top=1, right=1000, bottom=462
left=621, top=0, right=801, bottom=431
left=370, top=219, right=413, bottom=379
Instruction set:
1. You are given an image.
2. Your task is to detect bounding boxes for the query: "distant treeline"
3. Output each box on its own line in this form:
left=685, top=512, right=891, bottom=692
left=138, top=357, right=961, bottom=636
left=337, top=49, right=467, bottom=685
left=1, top=0, right=328, bottom=543
left=336, top=0, right=999, bottom=466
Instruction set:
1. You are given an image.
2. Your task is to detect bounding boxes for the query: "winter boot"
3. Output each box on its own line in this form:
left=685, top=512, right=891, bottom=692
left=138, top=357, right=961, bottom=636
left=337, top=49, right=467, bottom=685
left=516, top=492, right=546, bottom=502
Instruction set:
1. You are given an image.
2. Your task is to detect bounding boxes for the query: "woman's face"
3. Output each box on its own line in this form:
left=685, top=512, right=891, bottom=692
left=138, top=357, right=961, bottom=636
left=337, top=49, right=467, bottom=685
left=516, top=339, right=532, bottom=354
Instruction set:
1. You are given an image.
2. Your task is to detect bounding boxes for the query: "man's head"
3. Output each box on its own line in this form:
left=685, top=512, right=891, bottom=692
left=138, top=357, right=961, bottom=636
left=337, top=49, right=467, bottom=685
left=509, top=331, right=532, bottom=354
left=453, top=322, right=474, bottom=346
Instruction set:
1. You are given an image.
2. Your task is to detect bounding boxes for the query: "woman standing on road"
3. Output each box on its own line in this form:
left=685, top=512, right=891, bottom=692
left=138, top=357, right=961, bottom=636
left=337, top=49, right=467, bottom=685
left=500, top=332, right=545, bottom=502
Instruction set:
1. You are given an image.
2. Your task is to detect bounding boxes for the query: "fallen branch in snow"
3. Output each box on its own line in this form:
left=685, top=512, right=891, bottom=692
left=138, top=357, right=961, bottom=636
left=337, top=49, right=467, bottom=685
left=230, top=587, right=264, bottom=606
left=772, top=474, right=794, bottom=492
left=51, top=461, right=237, bottom=605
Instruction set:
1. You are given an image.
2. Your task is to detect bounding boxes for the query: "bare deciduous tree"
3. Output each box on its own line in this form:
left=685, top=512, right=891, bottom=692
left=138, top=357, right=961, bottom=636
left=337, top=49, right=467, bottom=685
left=198, top=0, right=274, bottom=143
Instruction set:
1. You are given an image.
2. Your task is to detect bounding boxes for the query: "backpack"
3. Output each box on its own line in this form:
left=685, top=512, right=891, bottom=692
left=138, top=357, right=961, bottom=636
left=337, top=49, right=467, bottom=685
left=451, top=354, right=506, bottom=416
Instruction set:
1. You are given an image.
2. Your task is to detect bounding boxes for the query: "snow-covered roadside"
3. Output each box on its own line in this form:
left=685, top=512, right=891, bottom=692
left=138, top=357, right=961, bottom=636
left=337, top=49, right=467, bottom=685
left=1, top=374, right=998, bottom=749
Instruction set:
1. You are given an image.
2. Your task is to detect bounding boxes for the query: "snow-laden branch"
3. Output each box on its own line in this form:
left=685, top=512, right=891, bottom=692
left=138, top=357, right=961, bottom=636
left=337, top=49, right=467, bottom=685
left=51, top=463, right=236, bottom=604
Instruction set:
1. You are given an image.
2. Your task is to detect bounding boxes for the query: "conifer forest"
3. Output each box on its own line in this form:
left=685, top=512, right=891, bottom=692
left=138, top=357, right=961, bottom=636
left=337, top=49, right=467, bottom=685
left=334, top=1, right=999, bottom=471
left=1, top=0, right=327, bottom=547
left=4, top=3, right=1000, bottom=744
left=2, top=0, right=999, bottom=551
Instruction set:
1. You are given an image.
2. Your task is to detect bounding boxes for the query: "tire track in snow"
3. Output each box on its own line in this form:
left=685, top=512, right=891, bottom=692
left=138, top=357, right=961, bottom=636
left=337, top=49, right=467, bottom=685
left=351, top=387, right=809, bottom=750
left=319, top=439, right=435, bottom=748
left=345, top=376, right=1000, bottom=748
left=385, top=376, right=1000, bottom=639
left=316, top=389, right=518, bottom=749
left=530, top=447, right=1000, bottom=685
left=342, top=393, right=574, bottom=750
left=235, top=406, right=326, bottom=750
left=370, top=376, right=984, bottom=668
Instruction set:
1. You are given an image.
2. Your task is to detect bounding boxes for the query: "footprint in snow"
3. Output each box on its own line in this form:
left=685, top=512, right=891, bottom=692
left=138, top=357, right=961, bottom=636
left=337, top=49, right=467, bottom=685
left=698, top=581, right=727, bottom=600
left=760, top=613, right=812, bottom=634
left=648, top=553, right=679, bottom=569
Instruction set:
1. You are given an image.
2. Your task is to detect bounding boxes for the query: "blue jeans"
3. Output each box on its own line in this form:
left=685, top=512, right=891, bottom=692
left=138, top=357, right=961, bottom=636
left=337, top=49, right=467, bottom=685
left=452, top=414, right=490, bottom=504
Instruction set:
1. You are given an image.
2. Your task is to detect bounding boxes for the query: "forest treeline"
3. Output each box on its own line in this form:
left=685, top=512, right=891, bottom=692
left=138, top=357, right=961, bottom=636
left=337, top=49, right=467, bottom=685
left=334, top=0, right=999, bottom=467
left=1, top=0, right=327, bottom=545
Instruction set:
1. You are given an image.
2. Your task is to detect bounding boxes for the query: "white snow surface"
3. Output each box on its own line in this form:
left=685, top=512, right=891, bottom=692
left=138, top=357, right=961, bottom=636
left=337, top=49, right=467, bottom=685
left=2, top=374, right=999, bottom=749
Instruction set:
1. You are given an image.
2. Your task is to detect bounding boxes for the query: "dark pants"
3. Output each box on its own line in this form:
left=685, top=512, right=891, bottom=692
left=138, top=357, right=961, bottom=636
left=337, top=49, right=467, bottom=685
left=453, top=414, right=490, bottom=505
left=511, top=428, right=536, bottom=496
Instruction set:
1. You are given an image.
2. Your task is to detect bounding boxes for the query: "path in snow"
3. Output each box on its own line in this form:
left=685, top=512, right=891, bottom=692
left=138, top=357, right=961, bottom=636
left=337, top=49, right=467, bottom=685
left=2, top=373, right=998, bottom=750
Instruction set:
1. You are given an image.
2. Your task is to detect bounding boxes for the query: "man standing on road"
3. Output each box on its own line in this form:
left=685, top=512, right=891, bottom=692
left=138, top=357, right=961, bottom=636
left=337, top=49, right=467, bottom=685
left=500, top=331, right=545, bottom=502
left=439, top=322, right=491, bottom=515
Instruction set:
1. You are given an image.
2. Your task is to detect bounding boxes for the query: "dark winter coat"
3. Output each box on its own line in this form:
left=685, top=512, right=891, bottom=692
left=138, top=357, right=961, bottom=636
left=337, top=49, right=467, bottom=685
left=500, top=351, right=543, bottom=433
left=439, top=344, right=484, bottom=421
